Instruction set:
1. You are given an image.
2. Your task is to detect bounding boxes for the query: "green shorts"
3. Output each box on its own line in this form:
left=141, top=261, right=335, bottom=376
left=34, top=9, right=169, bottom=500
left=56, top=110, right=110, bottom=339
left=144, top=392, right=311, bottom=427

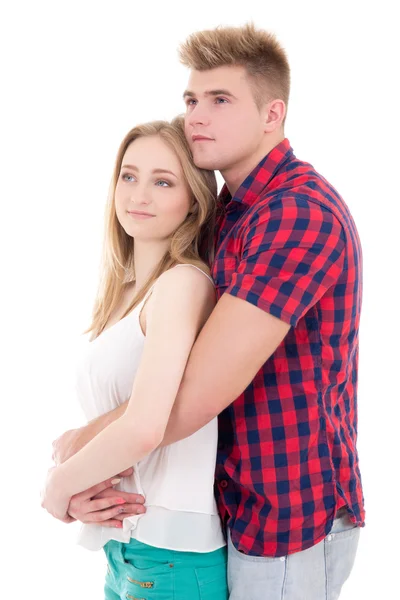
left=104, top=537, right=228, bottom=600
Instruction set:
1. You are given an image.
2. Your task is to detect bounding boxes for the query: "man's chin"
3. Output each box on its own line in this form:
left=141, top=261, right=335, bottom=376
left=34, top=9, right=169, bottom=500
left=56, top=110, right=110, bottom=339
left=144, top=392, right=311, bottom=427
left=192, top=154, right=219, bottom=171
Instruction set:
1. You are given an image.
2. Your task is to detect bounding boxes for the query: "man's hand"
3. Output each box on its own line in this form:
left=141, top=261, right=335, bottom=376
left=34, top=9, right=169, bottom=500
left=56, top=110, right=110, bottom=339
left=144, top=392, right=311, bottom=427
left=52, top=427, right=88, bottom=464
left=68, top=474, right=146, bottom=527
left=52, top=405, right=128, bottom=465
left=51, top=406, right=139, bottom=527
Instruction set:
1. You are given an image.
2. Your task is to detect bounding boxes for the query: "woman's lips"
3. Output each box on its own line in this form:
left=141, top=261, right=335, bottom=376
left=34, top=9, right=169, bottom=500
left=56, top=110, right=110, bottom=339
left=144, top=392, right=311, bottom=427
left=127, top=211, right=155, bottom=219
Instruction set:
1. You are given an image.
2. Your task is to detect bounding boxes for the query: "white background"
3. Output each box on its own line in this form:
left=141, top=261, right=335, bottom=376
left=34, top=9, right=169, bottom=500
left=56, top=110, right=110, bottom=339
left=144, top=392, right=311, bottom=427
left=1, top=1, right=398, bottom=598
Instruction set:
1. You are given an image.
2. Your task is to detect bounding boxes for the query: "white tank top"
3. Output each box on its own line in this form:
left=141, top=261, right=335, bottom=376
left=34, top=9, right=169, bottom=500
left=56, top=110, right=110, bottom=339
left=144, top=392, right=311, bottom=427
left=75, top=264, right=226, bottom=552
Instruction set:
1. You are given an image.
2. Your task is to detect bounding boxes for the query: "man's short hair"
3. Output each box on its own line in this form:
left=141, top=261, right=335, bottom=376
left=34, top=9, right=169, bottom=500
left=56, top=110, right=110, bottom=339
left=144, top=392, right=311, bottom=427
left=179, top=23, right=291, bottom=112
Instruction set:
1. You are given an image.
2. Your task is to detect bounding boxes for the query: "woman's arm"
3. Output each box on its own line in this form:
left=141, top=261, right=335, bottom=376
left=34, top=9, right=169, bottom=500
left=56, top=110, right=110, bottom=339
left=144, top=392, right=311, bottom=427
left=44, top=267, right=215, bottom=512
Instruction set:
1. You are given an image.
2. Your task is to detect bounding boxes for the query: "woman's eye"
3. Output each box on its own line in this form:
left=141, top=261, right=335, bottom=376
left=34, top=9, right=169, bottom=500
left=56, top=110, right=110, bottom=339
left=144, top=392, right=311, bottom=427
left=155, top=180, right=170, bottom=187
left=122, top=173, right=135, bottom=182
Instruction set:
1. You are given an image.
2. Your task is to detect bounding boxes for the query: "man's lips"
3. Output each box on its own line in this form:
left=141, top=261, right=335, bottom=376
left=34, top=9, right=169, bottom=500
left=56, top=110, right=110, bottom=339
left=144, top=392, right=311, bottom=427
left=192, top=134, right=214, bottom=142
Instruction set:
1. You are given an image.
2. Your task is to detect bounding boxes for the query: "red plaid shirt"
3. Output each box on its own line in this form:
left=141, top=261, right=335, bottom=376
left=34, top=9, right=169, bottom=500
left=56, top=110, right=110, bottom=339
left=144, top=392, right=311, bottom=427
left=213, top=139, right=365, bottom=557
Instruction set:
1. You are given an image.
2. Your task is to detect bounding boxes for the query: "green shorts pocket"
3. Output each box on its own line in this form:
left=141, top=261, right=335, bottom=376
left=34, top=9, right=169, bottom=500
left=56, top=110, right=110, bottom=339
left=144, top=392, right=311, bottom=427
left=123, top=564, right=174, bottom=600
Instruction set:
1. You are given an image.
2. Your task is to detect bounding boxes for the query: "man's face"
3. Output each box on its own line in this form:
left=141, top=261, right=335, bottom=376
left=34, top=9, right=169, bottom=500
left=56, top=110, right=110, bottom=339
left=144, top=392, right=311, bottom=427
left=184, top=65, right=266, bottom=173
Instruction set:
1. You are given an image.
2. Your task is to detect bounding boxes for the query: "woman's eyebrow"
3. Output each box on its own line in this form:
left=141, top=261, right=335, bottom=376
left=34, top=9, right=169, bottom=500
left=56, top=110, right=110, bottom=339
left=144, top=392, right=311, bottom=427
left=121, top=165, right=177, bottom=178
left=121, top=164, right=138, bottom=171
left=152, top=168, right=177, bottom=178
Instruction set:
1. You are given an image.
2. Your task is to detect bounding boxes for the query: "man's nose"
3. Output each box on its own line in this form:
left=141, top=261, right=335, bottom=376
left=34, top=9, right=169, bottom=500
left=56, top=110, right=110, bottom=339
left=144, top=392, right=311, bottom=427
left=187, top=103, right=210, bottom=127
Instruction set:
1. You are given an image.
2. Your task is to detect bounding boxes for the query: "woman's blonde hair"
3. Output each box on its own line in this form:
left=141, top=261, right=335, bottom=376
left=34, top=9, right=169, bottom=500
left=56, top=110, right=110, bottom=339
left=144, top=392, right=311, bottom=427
left=179, top=23, right=290, bottom=115
left=86, top=116, right=217, bottom=339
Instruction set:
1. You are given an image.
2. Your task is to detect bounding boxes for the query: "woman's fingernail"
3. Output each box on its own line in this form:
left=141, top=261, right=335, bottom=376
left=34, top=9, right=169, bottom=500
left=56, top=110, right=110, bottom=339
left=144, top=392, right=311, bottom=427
left=116, top=522, right=122, bottom=528
left=137, top=506, right=146, bottom=514
left=118, top=508, right=125, bottom=513
left=111, top=478, right=121, bottom=485
left=116, top=498, right=126, bottom=504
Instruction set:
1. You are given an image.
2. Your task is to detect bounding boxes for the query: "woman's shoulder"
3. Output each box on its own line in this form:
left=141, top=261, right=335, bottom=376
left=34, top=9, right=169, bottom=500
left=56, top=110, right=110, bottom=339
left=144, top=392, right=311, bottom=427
left=157, top=262, right=214, bottom=290
left=148, top=264, right=215, bottom=317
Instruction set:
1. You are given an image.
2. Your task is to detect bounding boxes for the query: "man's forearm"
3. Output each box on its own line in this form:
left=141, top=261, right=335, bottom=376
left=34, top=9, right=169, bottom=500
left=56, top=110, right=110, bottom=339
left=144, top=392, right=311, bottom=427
left=160, top=375, right=215, bottom=447
left=57, top=413, right=157, bottom=497
left=160, top=294, right=290, bottom=447
left=89, top=402, right=128, bottom=431
left=62, top=402, right=128, bottom=461
left=73, top=293, right=287, bottom=454
left=161, top=406, right=208, bottom=447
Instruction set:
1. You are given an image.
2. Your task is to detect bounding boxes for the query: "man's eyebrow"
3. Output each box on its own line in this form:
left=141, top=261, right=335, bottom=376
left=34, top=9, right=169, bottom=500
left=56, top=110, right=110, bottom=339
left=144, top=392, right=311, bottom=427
left=183, top=89, right=236, bottom=99
left=121, top=165, right=177, bottom=178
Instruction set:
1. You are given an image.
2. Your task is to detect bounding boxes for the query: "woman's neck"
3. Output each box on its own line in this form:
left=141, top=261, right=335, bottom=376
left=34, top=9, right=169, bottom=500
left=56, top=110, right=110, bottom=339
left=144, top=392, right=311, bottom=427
left=133, top=239, right=170, bottom=291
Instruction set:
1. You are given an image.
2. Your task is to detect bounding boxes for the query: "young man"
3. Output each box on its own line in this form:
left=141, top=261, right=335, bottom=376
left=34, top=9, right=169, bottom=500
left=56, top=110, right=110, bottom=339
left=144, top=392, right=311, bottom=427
left=53, top=24, right=364, bottom=599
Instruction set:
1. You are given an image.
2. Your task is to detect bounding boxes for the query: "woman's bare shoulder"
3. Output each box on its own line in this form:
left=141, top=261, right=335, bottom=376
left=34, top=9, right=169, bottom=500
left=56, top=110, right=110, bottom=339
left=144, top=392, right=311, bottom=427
left=157, top=263, right=214, bottom=295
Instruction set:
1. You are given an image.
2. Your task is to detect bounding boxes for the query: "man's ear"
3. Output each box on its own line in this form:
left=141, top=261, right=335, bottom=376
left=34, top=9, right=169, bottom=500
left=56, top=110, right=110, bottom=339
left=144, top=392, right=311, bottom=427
left=263, top=99, right=286, bottom=133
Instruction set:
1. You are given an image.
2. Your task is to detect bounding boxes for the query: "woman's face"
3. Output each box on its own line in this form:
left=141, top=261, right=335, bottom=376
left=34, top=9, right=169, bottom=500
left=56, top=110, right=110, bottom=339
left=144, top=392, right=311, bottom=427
left=115, top=135, right=192, bottom=242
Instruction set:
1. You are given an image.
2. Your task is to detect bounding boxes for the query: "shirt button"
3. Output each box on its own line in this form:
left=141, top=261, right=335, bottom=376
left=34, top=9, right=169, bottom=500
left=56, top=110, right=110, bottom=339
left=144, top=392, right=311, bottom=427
left=327, top=534, right=334, bottom=541
left=220, top=480, right=228, bottom=489
left=280, top=557, right=285, bottom=562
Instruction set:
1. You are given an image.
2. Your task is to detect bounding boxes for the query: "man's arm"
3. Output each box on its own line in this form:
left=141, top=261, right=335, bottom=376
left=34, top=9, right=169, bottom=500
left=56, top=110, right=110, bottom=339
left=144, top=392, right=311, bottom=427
left=162, top=197, right=345, bottom=444
left=52, top=404, right=126, bottom=464
left=55, top=197, right=344, bottom=461
left=52, top=265, right=214, bottom=466
left=162, top=292, right=290, bottom=444
left=54, top=295, right=288, bottom=462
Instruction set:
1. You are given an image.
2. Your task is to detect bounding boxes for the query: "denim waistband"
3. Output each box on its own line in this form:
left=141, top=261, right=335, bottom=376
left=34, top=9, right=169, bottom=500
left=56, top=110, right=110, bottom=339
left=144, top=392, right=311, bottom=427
left=105, top=537, right=227, bottom=570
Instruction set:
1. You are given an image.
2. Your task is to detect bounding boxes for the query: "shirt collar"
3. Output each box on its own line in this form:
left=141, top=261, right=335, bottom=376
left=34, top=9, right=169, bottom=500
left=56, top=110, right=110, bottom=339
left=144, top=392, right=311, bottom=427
left=218, top=138, right=293, bottom=208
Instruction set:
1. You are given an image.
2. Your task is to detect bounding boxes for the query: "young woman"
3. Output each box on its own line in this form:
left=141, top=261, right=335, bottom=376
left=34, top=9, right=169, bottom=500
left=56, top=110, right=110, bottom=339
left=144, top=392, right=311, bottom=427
left=41, top=117, right=228, bottom=599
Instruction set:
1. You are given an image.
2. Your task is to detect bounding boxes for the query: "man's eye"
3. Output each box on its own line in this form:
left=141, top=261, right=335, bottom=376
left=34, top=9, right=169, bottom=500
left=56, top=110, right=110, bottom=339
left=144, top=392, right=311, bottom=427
left=186, top=99, right=196, bottom=106
left=215, top=97, right=228, bottom=104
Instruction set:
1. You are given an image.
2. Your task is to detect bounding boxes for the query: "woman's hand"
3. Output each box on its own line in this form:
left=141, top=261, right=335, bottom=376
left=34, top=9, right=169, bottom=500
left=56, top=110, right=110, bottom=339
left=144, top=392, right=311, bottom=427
left=41, top=466, right=74, bottom=523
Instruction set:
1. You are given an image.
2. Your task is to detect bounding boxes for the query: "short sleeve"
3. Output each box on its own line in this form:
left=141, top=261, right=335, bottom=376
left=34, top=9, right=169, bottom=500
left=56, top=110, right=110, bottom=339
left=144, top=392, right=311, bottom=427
left=225, top=197, right=345, bottom=327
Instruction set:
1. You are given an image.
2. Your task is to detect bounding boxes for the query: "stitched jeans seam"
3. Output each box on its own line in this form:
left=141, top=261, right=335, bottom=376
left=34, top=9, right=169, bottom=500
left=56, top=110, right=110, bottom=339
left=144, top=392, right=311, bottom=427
left=324, top=538, right=328, bottom=600
left=281, top=557, right=288, bottom=599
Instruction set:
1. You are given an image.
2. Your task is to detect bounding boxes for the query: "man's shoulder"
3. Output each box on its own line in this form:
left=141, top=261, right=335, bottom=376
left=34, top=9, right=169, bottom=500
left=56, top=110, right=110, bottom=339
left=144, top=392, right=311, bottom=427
left=248, top=158, right=353, bottom=232
left=266, top=154, right=352, bottom=224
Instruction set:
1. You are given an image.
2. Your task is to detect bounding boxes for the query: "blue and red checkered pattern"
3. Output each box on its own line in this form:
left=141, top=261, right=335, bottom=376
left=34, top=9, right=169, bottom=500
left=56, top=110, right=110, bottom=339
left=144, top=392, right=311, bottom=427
left=212, top=138, right=364, bottom=557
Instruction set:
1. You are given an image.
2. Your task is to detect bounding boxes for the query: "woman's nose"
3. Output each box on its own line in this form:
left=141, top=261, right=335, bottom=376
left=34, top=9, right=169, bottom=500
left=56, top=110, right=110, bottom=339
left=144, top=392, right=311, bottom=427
left=129, top=186, right=151, bottom=206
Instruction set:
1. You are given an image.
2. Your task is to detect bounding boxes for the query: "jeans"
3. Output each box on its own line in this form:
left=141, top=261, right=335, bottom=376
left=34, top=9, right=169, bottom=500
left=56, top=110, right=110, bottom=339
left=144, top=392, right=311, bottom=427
left=227, top=508, right=360, bottom=600
left=104, top=538, right=228, bottom=600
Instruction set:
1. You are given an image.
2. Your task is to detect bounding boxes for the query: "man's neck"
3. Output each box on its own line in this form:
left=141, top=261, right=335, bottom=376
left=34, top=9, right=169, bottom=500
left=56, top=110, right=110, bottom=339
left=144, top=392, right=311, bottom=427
left=221, top=133, right=285, bottom=196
